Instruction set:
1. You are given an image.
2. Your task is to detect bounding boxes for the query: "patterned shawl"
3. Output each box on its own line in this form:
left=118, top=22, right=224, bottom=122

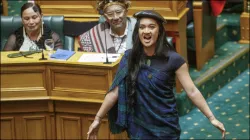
left=107, top=50, right=129, bottom=134
left=78, top=17, right=136, bottom=53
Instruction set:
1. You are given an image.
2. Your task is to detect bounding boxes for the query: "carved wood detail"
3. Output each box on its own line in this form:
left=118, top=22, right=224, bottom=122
left=22, top=116, right=47, bottom=139
left=0, top=117, right=15, bottom=139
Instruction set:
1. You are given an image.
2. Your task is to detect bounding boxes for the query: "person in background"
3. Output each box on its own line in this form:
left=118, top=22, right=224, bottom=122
left=3, top=2, right=63, bottom=51
left=86, top=10, right=226, bottom=139
left=210, top=0, right=226, bottom=16
left=78, top=0, right=136, bottom=53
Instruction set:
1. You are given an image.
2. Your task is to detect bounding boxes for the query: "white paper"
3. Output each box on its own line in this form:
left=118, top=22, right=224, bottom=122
left=78, top=53, right=121, bottom=62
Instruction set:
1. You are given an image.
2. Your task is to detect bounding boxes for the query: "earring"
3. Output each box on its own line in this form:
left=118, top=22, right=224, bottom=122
left=41, top=20, right=44, bottom=35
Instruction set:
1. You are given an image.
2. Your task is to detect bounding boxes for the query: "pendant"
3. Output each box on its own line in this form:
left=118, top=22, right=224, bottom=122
left=146, top=59, right=151, bottom=66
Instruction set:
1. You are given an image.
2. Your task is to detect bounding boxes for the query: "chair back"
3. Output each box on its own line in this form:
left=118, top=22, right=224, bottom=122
left=1, top=16, right=22, bottom=50
left=43, top=16, right=65, bottom=46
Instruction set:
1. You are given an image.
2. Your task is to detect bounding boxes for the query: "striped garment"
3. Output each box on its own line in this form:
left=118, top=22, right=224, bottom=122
left=78, top=17, right=136, bottom=53
left=108, top=50, right=185, bottom=139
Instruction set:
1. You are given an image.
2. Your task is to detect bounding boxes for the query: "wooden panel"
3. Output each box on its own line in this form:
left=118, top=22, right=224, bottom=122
left=177, top=1, right=186, bottom=13
left=53, top=71, right=108, bottom=90
left=23, top=116, right=47, bottom=139
left=1, top=73, right=44, bottom=88
left=54, top=103, right=128, bottom=139
left=128, top=1, right=175, bottom=17
left=50, top=115, right=56, bottom=139
left=1, top=66, right=46, bottom=87
left=239, top=12, right=250, bottom=44
left=36, top=0, right=98, bottom=21
left=1, top=66, right=47, bottom=98
left=56, top=115, right=82, bottom=139
left=14, top=115, right=24, bottom=139
left=0, top=101, right=49, bottom=113
left=83, top=116, right=110, bottom=139
left=35, top=1, right=187, bottom=21
left=1, top=90, right=47, bottom=99
left=54, top=101, right=101, bottom=115
left=0, top=117, right=15, bottom=139
left=196, top=37, right=215, bottom=70
left=1, top=113, right=53, bottom=139
left=37, top=0, right=95, bottom=5
left=49, top=66, right=110, bottom=100
left=50, top=66, right=109, bottom=90
left=132, top=1, right=188, bottom=18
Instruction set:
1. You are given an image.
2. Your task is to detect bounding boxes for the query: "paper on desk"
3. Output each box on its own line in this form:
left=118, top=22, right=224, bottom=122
left=78, top=53, right=121, bottom=62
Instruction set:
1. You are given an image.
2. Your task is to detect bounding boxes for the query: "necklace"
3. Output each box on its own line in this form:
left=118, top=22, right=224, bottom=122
left=146, top=59, right=151, bottom=66
left=112, top=36, right=125, bottom=53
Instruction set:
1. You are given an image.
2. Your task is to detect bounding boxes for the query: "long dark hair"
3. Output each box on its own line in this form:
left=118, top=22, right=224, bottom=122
left=126, top=17, right=174, bottom=110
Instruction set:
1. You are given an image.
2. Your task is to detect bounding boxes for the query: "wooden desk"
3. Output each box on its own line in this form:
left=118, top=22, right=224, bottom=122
left=0, top=52, right=127, bottom=139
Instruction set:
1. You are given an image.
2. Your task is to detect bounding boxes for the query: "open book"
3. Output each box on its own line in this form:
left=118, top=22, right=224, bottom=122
left=50, top=49, right=75, bottom=61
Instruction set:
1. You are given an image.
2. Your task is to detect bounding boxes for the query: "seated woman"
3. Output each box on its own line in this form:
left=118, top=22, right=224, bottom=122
left=3, top=3, right=63, bottom=51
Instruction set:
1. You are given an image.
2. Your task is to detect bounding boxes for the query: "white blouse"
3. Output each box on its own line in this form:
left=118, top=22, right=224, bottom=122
left=19, top=27, right=40, bottom=51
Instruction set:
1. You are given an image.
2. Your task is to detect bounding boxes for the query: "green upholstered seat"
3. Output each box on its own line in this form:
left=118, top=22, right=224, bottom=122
left=166, top=37, right=173, bottom=47
left=186, top=22, right=195, bottom=38
left=186, top=22, right=196, bottom=51
left=0, top=16, right=74, bottom=51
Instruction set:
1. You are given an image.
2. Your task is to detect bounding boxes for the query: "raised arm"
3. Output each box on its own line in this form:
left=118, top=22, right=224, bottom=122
left=176, top=63, right=226, bottom=139
left=87, top=86, right=119, bottom=140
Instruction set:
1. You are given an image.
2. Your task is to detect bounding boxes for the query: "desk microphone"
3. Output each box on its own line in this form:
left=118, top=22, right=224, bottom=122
left=103, top=51, right=112, bottom=64
left=103, top=22, right=112, bottom=64
left=39, top=49, right=47, bottom=60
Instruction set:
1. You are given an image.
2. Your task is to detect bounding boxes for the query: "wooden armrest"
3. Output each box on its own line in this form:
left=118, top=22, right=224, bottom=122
left=74, top=36, right=80, bottom=51
left=2, top=0, right=8, bottom=16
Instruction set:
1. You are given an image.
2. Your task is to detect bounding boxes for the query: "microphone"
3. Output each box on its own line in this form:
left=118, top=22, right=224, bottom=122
left=103, top=22, right=112, bottom=64
left=39, top=49, right=47, bottom=60
left=103, top=52, right=112, bottom=64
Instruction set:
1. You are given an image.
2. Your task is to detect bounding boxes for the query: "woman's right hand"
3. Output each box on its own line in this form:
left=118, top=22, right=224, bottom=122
left=86, top=87, right=118, bottom=139
left=87, top=118, right=102, bottom=140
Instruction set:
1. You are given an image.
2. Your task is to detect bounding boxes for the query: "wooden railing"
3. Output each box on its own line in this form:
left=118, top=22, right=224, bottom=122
left=239, top=0, right=250, bottom=44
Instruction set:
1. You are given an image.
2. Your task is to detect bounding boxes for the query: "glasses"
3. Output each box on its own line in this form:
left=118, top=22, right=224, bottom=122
left=44, top=39, right=54, bottom=57
left=104, top=9, right=125, bottom=19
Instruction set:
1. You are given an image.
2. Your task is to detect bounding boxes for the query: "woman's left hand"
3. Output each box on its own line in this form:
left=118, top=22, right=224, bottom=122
left=210, top=117, right=226, bottom=139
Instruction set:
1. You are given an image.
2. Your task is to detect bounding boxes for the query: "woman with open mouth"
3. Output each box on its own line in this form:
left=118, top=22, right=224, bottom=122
left=87, top=10, right=226, bottom=140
